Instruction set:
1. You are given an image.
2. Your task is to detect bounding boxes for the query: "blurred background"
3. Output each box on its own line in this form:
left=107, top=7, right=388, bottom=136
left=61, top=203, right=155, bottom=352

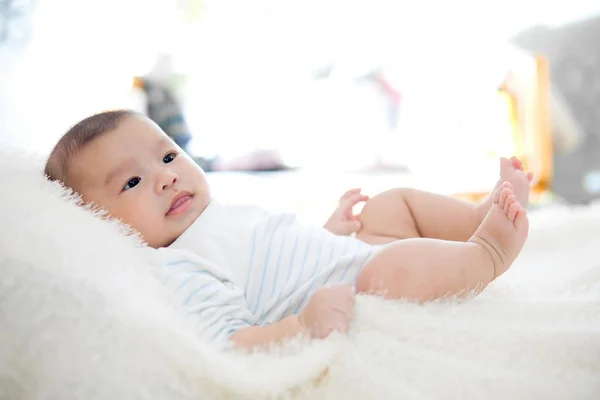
left=1, top=0, right=599, bottom=222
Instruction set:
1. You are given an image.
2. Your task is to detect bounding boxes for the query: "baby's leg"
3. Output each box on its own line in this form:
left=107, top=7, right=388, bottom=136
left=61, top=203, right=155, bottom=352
left=356, top=157, right=532, bottom=244
left=355, top=184, right=528, bottom=302
left=355, top=187, right=486, bottom=244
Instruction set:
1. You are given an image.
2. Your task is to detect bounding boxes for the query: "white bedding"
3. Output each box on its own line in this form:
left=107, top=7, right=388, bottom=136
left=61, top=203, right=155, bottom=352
left=0, top=148, right=598, bottom=400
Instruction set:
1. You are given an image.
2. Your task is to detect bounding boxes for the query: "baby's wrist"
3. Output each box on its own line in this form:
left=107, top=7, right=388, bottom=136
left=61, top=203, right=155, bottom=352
left=296, top=312, right=312, bottom=337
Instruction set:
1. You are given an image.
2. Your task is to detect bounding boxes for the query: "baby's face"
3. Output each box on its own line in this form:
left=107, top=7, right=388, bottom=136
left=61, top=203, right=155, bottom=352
left=69, top=115, right=210, bottom=247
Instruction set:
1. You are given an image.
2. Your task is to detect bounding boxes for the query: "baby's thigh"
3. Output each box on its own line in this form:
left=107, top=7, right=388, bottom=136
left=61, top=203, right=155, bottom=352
left=354, top=242, right=415, bottom=299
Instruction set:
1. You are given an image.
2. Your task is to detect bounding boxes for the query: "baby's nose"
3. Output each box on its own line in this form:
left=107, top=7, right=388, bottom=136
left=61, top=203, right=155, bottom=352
left=157, top=170, right=178, bottom=192
left=163, top=175, right=177, bottom=190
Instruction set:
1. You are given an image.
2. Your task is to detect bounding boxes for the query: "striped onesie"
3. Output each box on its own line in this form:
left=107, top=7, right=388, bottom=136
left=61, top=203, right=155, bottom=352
left=155, top=199, right=378, bottom=346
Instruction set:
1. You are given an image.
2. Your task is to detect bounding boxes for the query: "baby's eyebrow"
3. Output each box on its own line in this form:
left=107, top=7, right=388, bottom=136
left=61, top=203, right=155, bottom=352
left=155, top=137, right=174, bottom=152
left=104, top=159, right=136, bottom=185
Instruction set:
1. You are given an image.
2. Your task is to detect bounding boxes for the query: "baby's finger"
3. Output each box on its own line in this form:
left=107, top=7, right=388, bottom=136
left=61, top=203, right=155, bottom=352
left=341, top=188, right=362, bottom=200
left=346, top=190, right=368, bottom=201
left=328, top=312, right=350, bottom=334
left=315, top=324, right=332, bottom=339
left=329, top=308, right=348, bottom=325
left=331, top=301, right=353, bottom=319
left=336, top=312, right=352, bottom=333
left=347, top=289, right=357, bottom=305
left=342, top=193, right=369, bottom=208
left=333, top=296, right=356, bottom=317
left=338, top=199, right=362, bottom=221
left=353, top=194, right=370, bottom=205
left=338, top=199, right=355, bottom=215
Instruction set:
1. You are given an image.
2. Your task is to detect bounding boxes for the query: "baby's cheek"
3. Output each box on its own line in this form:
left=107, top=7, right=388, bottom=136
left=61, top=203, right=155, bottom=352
left=134, top=218, right=166, bottom=248
left=113, top=199, right=156, bottom=232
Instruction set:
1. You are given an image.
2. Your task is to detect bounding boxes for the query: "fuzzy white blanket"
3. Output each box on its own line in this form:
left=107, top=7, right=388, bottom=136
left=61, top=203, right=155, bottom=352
left=0, top=148, right=599, bottom=400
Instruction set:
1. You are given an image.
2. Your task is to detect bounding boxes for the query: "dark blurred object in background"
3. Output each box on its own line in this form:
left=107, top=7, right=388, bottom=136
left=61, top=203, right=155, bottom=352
left=512, top=14, right=600, bottom=204
left=135, top=76, right=193, bottom=151
left=135, top=75, right=289, bottom=173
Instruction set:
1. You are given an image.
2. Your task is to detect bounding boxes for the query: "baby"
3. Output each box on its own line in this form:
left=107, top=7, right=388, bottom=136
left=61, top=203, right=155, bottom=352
left=45, top=110, right=531, bottom=349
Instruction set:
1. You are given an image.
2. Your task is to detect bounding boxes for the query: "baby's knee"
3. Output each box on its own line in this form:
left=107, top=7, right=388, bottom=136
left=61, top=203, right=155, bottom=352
left=358, top=188, right=417, bottom=238
left=361, top=188, right=412, bottom=216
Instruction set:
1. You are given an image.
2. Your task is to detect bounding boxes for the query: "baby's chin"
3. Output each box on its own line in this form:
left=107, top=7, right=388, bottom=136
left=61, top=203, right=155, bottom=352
left=157, top=204, right=205, bottom=248
left=151, top=229, right=187, bottom=248
left=141, top=230, right=172, bottom=248
left=143, top=221, right=188, bottom=248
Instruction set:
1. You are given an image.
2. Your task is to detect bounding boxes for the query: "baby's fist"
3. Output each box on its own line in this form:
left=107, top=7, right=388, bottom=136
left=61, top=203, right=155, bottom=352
left=324, top=189, right=369, bottom=236
left=299, top=284, right=356, bottom=339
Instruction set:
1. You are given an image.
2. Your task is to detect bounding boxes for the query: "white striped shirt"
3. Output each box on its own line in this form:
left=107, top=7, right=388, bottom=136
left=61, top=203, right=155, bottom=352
left=156, top=200, right=377, bottom=345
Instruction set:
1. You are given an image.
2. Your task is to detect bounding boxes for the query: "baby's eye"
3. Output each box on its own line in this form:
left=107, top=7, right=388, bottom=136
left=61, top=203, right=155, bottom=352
left=123, top=177, right=141, bottom=191
left=163, top=152, right=177, bottom=164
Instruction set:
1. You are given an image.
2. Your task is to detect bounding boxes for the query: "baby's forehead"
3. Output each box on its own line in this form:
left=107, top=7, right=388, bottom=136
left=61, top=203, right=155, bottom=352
left=69, top=125, right=166, bottom=184
left=93, top=119, right=169, bottom=153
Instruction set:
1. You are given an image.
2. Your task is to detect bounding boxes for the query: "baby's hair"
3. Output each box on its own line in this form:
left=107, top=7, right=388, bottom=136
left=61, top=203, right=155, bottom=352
left=44, top=109, right=140, bottom=184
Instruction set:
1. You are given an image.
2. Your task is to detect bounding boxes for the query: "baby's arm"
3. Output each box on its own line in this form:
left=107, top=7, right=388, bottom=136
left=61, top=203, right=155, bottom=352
left=231, top=284, right=355, bottom=349
left=230, top=314, right=305, bottom=348
left=159, top=249, right=355, bottom=349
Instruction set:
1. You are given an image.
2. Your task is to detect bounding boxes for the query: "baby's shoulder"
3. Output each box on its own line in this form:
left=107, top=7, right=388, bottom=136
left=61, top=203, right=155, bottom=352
left=152, top=246, right=202, bottom=263
left=222, top=203, right=273, bottom=221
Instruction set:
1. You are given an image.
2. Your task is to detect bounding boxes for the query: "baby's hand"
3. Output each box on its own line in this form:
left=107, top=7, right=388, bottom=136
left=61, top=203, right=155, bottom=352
left=323, top=188, right=369, bottom=236
left=299, top=284, right=356, bottom=339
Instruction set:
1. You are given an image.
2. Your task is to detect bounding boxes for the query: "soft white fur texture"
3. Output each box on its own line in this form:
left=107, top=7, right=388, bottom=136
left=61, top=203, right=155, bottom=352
left=0, top=148, right=599, bottom=400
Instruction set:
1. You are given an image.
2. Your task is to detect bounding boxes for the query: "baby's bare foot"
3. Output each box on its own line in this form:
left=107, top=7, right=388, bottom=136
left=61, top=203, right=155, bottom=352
left=469, top=183, right=529, bottom=280
left=498, top=156, right=533, bottom=208
left=477, top=157, right=532, bottom=221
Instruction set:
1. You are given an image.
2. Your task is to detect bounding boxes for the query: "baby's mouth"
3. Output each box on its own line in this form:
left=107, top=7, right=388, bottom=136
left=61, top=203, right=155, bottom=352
left=167, top=192, right=194, bottom=216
